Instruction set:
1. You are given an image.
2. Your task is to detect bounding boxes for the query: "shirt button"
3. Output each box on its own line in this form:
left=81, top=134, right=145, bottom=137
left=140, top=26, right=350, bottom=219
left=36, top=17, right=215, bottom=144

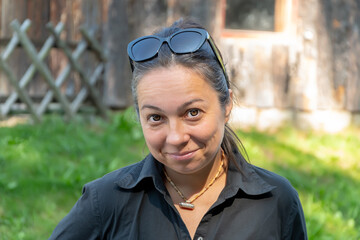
left=197, top=237, right=204, bottom=240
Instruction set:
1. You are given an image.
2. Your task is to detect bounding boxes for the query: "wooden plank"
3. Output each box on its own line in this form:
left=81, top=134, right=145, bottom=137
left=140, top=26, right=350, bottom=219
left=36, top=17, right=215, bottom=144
left=0, top=0, right=27, bottom=38
left=48, top=0, right=69, bottom=94
left=49, top=0, right=78, bottom=98
left=254, top=44, right=274, bottom=108
left=0, top=55, right=41, bottom=123
left=271, top=45, right=290, bottom=108
left=71, top=64, right=104, bottom=112
left=10, top=20, right=74, bottom=120
left=49, top=0, right=105, bottom=99
left=1, top=19, right=31, bottom=60
left=47, top=22, right=108, bottom=119
left=49, top=0, right=67, bottom=24
left=25, top=0, right=51, bottom=97
left=26, top=0, right=50, bottom=40
left=0, top=19, right=31, bottom=116
left=168, top=0, right=219, bottom=34
left=0, top=0, right=2, bottom=36
left=293, top=0, right=319, bottom=111
left=38, top=40, right=88, bottom=115
left=80, top=27, right=107, bottom=61
left=297, top=0, right=360, bottom=112
left=78, top=27, right=105, bottom=106
left=346, top=48, right=360, bottom=111
left=80, top=0, right=103, bottom=30
left=0, top=1, right=28, bottom=98
left=78, top=0, right=105, bottom=109
left=103, top=0, right=131, bottom=108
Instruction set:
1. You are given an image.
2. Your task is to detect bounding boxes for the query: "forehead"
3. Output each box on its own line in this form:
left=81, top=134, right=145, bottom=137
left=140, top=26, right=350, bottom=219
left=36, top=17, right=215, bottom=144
left=137, top=65, right=218, bottom=104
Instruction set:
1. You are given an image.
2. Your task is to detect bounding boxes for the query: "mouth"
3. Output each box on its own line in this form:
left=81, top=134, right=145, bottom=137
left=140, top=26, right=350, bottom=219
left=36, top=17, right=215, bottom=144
left=166, top=149, right=198, bottom=161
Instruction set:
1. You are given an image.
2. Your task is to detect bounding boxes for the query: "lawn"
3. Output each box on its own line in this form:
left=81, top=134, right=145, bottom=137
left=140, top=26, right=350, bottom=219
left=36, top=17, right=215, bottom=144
left=0, top=109, right=359, bottom=239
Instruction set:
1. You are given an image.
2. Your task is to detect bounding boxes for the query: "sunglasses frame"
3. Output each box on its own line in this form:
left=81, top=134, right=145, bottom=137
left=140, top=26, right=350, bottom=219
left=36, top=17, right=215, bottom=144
left=127, top=28, right=229, bottom=84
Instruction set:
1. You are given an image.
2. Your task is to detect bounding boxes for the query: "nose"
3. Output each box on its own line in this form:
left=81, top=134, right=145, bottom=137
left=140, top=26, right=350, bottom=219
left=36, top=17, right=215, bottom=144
left=166, top=120, right=190, bottom=146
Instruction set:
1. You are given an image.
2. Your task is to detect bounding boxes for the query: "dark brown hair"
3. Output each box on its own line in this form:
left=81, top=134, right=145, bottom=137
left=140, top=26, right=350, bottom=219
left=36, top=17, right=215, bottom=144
left=131, top=19, right=249, bottom=171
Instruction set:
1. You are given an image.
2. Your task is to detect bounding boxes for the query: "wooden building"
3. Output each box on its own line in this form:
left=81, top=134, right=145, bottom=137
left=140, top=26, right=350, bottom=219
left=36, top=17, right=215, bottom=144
left=0, top=0, right=359, bottom=131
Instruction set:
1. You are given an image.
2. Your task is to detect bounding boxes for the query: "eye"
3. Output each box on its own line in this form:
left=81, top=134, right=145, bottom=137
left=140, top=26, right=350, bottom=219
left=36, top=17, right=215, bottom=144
left=149, top=114, right=162, bottom=122
left=187, top=109, right=200, bottom=118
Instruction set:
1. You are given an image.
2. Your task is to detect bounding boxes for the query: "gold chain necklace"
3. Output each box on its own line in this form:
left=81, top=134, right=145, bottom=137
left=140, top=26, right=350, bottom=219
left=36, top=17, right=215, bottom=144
left=163, top=150, right=225, bottom=210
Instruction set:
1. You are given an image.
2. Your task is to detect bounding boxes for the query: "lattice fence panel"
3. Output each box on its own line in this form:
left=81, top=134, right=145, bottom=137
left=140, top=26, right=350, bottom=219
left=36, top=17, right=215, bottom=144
left=0, top=19, right=108, bottom=123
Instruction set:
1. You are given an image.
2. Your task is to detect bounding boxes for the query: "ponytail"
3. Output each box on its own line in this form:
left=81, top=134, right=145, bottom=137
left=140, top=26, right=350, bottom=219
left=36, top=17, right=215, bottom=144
left=221, top=124, right=249, bottom=173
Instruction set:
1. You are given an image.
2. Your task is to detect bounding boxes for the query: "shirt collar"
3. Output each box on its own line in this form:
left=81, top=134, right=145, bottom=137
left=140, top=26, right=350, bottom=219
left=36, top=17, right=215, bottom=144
left=115, top=154, right=167, bottom=193
left=115, top=152, right=275, bottom=196
left=224, top=151, right=276, bottom=197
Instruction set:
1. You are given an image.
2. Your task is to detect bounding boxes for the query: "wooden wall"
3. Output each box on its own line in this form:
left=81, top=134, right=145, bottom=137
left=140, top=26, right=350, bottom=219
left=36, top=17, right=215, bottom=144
left=102, top=0, right=360, bottom=118
left=0, top=0, right=359, bottom=129
left=220, top=0, right=360, bottom=130
left=0, top=0, right=220, bottom=108
left=103, top=0, right=222, bottom=108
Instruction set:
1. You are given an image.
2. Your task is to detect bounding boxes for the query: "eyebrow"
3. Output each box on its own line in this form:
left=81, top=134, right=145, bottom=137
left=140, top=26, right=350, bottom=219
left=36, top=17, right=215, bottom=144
left=141, top=98, right=204, bottom=112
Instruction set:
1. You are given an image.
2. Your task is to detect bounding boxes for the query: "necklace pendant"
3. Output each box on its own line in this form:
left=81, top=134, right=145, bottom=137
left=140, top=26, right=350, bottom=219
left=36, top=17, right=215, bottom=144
left=179, top=202, right=195, bottom=210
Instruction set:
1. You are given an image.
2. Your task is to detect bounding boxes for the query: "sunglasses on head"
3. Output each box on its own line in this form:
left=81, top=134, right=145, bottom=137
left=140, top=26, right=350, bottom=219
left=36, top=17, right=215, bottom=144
left=127, top=28, right=229, bottom=83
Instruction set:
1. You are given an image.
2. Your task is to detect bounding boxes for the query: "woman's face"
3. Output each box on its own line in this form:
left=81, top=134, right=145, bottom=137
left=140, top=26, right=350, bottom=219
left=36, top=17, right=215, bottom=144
left=137, top=65, right=232, bottom=175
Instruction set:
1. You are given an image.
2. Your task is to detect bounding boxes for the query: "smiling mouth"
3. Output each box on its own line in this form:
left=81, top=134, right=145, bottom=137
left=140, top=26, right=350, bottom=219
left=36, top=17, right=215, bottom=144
left=167, top=149, right=198, bottom=161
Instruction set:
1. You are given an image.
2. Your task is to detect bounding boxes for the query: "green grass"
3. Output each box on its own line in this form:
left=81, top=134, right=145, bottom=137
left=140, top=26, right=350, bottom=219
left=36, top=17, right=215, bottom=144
left=237, top=127, right=360, bottom=239
left=0, top=109, right=359, bottom=239
left=0, top=110, right=146, bottom=240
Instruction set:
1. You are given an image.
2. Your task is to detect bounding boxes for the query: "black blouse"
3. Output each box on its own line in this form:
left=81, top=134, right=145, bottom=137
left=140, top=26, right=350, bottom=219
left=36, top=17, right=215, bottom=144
left=49, top=153, right=307, bottom=240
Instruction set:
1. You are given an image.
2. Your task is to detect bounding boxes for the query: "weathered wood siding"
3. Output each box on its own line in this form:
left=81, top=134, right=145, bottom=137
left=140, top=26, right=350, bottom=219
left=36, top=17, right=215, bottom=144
left=0, top=0, right=359, bottom=130
left=103, top=0, right=222, bottom=108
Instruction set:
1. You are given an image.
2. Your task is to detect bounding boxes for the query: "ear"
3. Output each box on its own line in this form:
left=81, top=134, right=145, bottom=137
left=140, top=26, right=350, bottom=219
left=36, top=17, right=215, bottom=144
left=224, top=89, right=233, bottom=124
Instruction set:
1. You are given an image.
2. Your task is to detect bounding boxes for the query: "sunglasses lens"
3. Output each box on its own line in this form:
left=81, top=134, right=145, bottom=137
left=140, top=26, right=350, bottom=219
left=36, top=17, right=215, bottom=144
left=170, top=31, right=204, bottom=53
left=131, top=37, right=161, bottom=61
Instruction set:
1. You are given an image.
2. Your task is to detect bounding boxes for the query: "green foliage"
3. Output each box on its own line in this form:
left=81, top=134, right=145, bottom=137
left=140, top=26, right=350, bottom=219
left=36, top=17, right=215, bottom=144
left=0, top=110, right=359, bottom=239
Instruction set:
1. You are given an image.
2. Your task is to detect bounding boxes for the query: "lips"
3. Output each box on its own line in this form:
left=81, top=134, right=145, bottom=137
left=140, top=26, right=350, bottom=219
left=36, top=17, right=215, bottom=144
left=167, top=149, right=198, bottom=161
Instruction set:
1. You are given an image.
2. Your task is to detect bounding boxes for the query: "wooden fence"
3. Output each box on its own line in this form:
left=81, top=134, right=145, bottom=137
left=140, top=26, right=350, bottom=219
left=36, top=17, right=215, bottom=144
left=0, top=19, right=108, bottom=123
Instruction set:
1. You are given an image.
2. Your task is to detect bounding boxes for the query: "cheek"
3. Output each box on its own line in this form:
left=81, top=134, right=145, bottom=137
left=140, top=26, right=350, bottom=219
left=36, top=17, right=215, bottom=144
left=139, top=118, right=158, bottom=149
left=191, top=116, right=225, bottom=144
left=142, top=127, right=165, bottom=151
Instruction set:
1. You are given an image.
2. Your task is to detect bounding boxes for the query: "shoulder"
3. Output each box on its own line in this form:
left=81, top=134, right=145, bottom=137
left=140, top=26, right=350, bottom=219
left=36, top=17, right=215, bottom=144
left=74, top=158, right=151, bottom=222
left=253, top=166, right=297, bottom=192
left=48, top=160, right=149, bottom=239
left=252, top=166, right=300, bottom=205
left=85, top=159, right=146, bottom=192
left=83, top=153, right=162, bottom=197
left=253, top=166, right=308, bottom=238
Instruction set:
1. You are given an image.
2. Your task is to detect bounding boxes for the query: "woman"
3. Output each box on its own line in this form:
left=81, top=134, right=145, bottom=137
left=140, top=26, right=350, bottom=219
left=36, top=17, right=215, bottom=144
left=49, top=19, right=307, bottom=239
